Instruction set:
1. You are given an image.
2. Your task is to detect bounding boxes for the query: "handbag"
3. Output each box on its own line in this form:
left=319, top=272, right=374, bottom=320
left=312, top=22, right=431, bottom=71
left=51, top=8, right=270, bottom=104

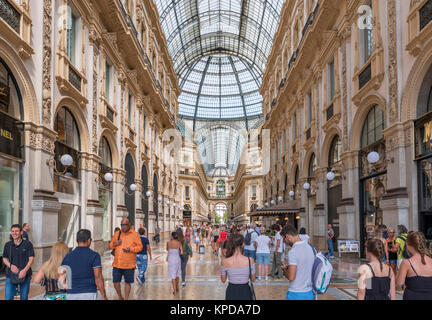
left=111, top=231, right=121, bottom=256
left=248, top=257, right=256, bottom=300
left=8, top=243, right=26, bottom=285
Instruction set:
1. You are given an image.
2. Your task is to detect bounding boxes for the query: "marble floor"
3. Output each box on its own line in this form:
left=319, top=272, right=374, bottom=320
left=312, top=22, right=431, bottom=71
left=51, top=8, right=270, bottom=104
left=0, top=240, right=401, bottom=300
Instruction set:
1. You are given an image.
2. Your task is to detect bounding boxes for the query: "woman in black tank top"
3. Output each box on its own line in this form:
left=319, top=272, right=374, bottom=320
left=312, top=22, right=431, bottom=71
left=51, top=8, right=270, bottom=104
left=357, top=238, right=396, bottom=300
left=396, top=232, right=432, bottom=300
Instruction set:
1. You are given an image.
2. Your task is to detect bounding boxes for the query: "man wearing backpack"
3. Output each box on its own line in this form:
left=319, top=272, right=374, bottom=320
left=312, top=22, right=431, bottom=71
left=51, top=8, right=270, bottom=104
left=243, top=223, right=259, bottom=261
left=280, top=224, right=316, bottom=300
left=395, top=224, right=409, bottom=270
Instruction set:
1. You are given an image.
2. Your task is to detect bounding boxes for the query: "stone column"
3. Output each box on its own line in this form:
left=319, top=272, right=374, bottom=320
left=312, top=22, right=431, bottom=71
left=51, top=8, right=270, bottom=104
left=312, top=204, right=327, bottom=252
left=87, top=200, right=105, bottom=254
left=31, top=190, right=61, bottom=269
left=337, top=198, right=356, bottom=240
left=380, top=189, right=410, bottom=230
left=147, top=186, right=155, bottom=237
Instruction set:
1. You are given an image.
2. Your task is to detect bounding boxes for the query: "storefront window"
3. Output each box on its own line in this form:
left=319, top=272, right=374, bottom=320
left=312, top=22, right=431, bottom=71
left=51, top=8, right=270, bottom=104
left=329, top=136, right=342, bottom=167
left=54, top=107, right=81, bottom=248
left=0, top=59, right=23, bottom=272
left=0, top=159, right=20, bottom=256
left=0, top=58, right=22, bottom=119
left=359, top=105, right=386, bottom=255
left=308, top=153, right=317, bottom=177
left=99, top=137, right=113, bottom=242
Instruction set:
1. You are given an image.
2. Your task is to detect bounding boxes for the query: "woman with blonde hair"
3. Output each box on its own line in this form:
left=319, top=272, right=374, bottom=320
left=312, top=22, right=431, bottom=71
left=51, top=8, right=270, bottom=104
left=32, top=241, right=69, bottom=300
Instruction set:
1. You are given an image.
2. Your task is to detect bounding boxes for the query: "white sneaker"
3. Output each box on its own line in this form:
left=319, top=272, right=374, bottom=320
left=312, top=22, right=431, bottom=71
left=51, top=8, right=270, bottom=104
left=182, top=282, right=186, bottom=287
left=265, top=276, right=269, bottom=281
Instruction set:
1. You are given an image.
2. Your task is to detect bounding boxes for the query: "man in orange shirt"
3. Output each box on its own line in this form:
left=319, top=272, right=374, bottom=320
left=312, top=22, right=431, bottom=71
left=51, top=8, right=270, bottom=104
left=109, top=218, right=143, bottom=300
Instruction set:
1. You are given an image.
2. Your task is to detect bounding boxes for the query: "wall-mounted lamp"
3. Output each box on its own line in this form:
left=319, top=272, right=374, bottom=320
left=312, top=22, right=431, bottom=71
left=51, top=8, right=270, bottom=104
left=46, top=154, right=73, bottom=175
left=271, top=200, right=275, bottom=205
left=158, top=196, right=163, bottom=202
left=289, top=191, right=295, bottom=197
left=124, top=184, right=137, bottom=196
left=278, top=196, right=283, bottom=202
left=95, top=172, right=113, bottom=188
left=367, top=151, right=394, bottom=164
left=303, top=182, right=311, bottom=190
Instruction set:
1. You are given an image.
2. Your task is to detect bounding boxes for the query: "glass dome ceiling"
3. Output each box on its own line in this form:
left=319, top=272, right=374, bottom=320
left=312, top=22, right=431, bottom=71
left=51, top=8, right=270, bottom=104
left=154, top=0, right=284, bottom=175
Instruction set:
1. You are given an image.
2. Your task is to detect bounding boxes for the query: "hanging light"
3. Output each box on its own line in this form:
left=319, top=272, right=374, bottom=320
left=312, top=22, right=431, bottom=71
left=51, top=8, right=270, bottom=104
left=327, top=171, right=335, bottom=181
left=278, top=196, right=283, bottom=202
left=289, top=191, right=295, bottom=197
left=173, top=203, right=177, bottom=208
left=146, top=190, right=152, bottom=197
left=265, top=202, right=269, bottom=207
left=158, top=196, right=163, bottom=202
left=129, top=184, right=137, bottom=192
left=367, top=151, right=380, bottom=164
left=166, top=200, right=170, bottom=205
left=271, top=200, right=275, bottom=205
left=303, top=182, right=311, bottom=190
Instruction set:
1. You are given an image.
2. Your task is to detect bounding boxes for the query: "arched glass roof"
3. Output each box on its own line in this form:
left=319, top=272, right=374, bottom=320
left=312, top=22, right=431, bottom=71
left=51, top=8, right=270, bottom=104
left=155, top=0, right=283, bottom=175
left=178, top=54, right=263, bottom=122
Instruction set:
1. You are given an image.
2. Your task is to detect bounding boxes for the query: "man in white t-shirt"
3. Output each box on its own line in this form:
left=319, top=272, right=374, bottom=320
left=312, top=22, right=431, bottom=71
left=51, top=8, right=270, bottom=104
left=254, top=230, right=271, bottom=280
left=270, top=224, right=284, bottom=279
left=280, top=224, right=315, bottom=300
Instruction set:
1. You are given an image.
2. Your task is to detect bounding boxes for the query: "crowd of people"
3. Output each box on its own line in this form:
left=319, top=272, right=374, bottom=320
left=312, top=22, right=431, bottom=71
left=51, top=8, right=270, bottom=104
left=2, top=220, right=432, bottom=301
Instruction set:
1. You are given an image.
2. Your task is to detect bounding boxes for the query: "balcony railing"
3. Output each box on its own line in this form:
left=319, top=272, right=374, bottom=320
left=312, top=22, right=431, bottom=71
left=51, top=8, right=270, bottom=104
left=359, top=62, right=372, bottom=90
left=420, top=0, right=432, bottom=31
left=117, top=0, right=174, bottom=120
left=326, top=104, right=334, bottom=122
left=69, top=65, right=82, bottom=92
left=0, top=0, right=20, bottom=33
left=306, top=128, right=311, bottom=140
left=106, top=106, right=114, bottom=123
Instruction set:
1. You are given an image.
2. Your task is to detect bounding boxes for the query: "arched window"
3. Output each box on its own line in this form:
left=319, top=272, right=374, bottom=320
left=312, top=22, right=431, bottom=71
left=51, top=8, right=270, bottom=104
left=0, top=58, right=23, bottom=120
left=329, top=135, right=342, bottom=167
left=99, top=137, right=112, bottom=168
left=216, top=180, right=226, bottom=197
left=361, top=105, right=384, bottom=148
left=294, top=166, right=299, bottom=186
left=308, top=153, right=317, bottom=177
left=55, top=107, right=80, bottom=151
left=428, top=86, right=432, bottom=113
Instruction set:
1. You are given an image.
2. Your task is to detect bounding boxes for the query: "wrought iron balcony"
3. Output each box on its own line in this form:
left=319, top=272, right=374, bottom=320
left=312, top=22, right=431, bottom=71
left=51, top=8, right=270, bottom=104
left=326, top=104, right=334, bottom=122
left=359, top=62, right=372, bottom=90
left=68, top=65, right=82, bottom=92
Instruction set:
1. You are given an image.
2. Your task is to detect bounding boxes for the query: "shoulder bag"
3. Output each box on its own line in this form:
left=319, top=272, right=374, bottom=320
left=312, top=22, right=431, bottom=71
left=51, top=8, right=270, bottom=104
left=8, top=242, right=27, bottom=285
left=111, top=231, right=121, bottom=256
left=248, top=257, right=256, bottom=300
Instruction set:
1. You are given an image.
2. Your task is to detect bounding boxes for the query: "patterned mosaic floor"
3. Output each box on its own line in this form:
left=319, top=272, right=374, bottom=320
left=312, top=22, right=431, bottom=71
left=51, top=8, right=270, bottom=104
left=0, top=240, right=374, bottom=300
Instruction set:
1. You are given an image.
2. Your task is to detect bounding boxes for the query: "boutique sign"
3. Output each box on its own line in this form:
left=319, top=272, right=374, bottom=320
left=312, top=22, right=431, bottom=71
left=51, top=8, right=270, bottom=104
left=0, top=111, right=22, bottom=159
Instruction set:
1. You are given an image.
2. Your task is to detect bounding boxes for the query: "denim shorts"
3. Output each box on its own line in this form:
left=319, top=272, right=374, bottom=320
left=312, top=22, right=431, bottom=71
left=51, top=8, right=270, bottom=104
left=286, top=290, right=315, bottom=300
left=113, top=267, right=135, bottom=283
left=389, top=259, right=397, bottom=265
left=256, top=253, right=271, bottom=265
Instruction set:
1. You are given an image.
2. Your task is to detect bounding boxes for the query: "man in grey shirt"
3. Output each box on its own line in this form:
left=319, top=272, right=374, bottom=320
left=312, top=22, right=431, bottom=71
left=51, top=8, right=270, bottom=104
left=327, top=224, right=335, bottom=258
left=280, top=225, right=315, bottom=300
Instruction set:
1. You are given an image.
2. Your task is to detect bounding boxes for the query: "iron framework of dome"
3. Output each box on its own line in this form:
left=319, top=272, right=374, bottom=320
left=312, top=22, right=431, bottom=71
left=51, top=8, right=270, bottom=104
left=154, top=0, right=284, bottom=175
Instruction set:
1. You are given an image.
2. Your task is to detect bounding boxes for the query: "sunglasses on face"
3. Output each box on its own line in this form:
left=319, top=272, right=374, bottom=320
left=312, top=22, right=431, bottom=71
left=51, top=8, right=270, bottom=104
left=121, top=224, right=129, bottom=226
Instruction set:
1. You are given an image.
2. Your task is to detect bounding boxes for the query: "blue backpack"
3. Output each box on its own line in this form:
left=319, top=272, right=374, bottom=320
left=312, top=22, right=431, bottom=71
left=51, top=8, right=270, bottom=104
left=309, top=244, right=333, bottom=295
